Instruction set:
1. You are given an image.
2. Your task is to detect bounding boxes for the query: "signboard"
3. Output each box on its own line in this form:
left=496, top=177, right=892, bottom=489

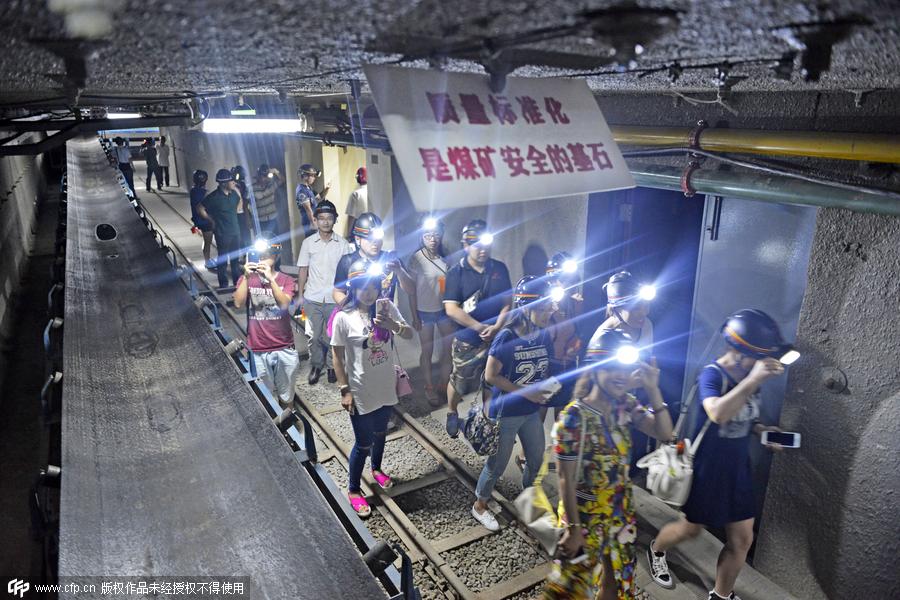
left=364, top=64, right=634, bottom=210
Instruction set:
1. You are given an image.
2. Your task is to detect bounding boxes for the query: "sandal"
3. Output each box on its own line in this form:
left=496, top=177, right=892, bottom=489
left=348, top=494, right=371, bottom=518
left=372, top=470, right=393, bottom=490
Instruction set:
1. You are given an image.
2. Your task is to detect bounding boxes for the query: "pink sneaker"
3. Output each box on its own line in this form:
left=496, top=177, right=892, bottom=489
left=372, top=470, right=393, bottom=489
left=348, top=494, right=371, bottom=518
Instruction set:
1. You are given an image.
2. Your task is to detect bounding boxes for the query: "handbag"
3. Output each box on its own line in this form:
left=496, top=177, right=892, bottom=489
left=635, top=363, right=727, bottom=507
left=514, top=402, right=588, bottom=555
left=391, top=331, right=413, bottom=398
left=462, top=401, right=502, bottom=456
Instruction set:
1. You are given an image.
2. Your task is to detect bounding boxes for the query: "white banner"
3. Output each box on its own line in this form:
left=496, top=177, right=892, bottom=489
left=364, top=65, right=634, bottom=210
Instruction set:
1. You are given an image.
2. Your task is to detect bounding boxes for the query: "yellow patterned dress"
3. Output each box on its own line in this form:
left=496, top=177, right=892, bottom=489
left=543, top=397, right=643, bottom=599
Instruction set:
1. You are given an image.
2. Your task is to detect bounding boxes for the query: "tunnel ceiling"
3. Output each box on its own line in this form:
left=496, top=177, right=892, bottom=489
left=0, top=0, right=898, bottom=106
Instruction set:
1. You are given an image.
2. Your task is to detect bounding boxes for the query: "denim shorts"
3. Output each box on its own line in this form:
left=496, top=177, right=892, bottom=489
left=417, top=310, right=446, bottom=325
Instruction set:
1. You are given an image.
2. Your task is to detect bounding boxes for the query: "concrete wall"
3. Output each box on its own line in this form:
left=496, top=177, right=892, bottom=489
left=755, top=208, right=900, bottom=599
left=0, top=138, right=48, bottom=373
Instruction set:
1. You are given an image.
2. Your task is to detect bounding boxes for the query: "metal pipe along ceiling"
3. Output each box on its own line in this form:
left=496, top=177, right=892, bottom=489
left=612, top=126, right=900, bottom=164
left=630, top=164, right=900, bottom=216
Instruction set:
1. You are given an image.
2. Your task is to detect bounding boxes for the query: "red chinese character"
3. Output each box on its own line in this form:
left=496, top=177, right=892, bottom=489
left=426, top=92, right=460, bottom=124
left=500, top=146, right=530, bottom=177
left=545, top=97, right=570, bottom=124
left=516, top=96, right=545, bottom=124
left=459, top=94, right=491, bottom=125
left=566, top=143, right=595, bottom=171
left=587, top=143, right=614, bottom=170
left=489, top=95, right=518, bottom=125
left=527, top=145, right=553, bottom=175
left=473, top=146, right=497, bottom=178
left=447, top=146, right=481, bottom=180
left=419, top=148, right=453, bottom=181
left=546, top=144, right=574, bottom=173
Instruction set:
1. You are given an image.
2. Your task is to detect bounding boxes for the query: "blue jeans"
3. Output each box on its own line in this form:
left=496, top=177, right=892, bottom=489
left=348, top=405, right=393, bottom=493
left=475, top=411, right=545, bottom=501
left=253, top=348, right=299, bottom=407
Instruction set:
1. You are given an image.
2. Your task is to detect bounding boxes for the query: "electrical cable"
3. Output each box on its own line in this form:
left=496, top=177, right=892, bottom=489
left=622, top=147, right=900, bottom=200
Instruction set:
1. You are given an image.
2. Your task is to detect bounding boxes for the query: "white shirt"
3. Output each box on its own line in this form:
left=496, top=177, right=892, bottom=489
left=297, top=231, right=351, bottom=303
left=407, top=248, right=449, bottom=313
left=157, top=144, right=170, bottom=166
left=114, top=146, right=131, bottom=163
left=589, top=318, right=654, bottom=350
left=346, top=184, right=368, bottom=218
left=330, top=304, right=407, bottom=414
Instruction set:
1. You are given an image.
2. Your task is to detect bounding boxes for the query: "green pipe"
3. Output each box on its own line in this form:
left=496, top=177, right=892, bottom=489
left=629, top=164, right=900, bottom=217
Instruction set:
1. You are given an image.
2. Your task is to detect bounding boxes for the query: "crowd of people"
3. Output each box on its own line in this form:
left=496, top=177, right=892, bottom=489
left=182, top=161, right=798, bottom=600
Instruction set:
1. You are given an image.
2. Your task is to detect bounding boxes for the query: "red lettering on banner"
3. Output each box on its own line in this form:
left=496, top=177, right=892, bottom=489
left=516, top=96, right=546, bottom=124
left=546, top=144, right=574, bottom=173
left=527, top=145, right=554, bottom=175
left=566, top=143, right=595, bottom=171
left=489, top=95, right=518, bottom=125
left=500, top=146, right=530, bottom=177
left=473, top=146, right=498, bottom=178
left=587, top=143, right=614, bottom=170
left=419, top=148, right=453, bottom=181
left=459, top=94, right=492, bottom=125
left=447, top=146, right=481, bottom=180
left=545, top=97, right=570, bottom=124
left=426, top=92, right=460, bottom=124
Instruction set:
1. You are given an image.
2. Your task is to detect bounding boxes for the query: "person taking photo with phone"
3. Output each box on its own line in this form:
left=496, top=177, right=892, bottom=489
left=545, top=330, right=673, bottom=600
left=232, top=237, right=299, bottom=409
left=331, top=258, right=413, bottom=519
left=647, top=309, right=798, bottom=600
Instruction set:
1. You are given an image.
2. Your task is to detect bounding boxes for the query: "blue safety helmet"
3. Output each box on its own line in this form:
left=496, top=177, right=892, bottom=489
left=584, top=329, right=641, bottom=368
left=721, top=309, right=795, bottom=361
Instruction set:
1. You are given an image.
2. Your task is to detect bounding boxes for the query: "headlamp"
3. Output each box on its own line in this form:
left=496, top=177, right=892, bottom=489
left=423, top=217, right=438, bottom=231
left=478, top=232, right=494, bottom=246
left=639, top=284, right=657, bottom=301
left=371, top=227, right=385, bottom=241
left=267, top=172, right=274, bottom=178
left=549, top=286, right=565, bottom=303
left=561, top=259, right=578, bottom=274
left=778, top=347, right=800, bottom=365
left=253, top=239, right=270, bottom=252
left=615, top=345, right=640, bottom=365
left=366, top=262, right=384, bottom=277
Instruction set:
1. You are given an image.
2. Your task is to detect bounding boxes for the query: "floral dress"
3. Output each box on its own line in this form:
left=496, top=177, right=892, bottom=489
left=544, top=397, right=645, bottom=600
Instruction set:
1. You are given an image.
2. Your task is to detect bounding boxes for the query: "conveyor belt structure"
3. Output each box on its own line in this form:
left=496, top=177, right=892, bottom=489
left=57, top=137, right=392, bottom=599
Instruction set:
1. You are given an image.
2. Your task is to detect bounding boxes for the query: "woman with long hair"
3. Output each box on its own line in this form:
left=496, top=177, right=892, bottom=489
left=647, top=309, right=797, bottom=600
left=545, top=330, right=673, bottom=600
left=407, top=216, right=455, bottom=405
left=330, top=258, right=413, bottom=518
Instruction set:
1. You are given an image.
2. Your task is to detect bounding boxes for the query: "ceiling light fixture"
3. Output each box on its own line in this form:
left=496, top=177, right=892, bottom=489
left=201, top=118, right=307, bottom=134
left=107, top=112, right=141, bottom=119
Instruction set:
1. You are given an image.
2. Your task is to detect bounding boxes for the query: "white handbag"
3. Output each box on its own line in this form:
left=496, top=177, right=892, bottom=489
left=636, top=363, right=727, bottom=508
left=636, top=420, right=710, bottom=507
left=514, top=404, right=587, bottom=555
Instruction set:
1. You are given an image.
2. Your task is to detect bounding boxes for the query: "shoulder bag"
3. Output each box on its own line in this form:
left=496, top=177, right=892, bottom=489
left=635, top=363, right=727, bottom=507
left=514, top=402, right=588, bottom=555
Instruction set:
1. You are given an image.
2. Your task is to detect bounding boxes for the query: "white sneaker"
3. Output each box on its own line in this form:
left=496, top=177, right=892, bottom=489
left=647, top=539, right=675, bottom=589
left=471, top=505, right=499, bottom=531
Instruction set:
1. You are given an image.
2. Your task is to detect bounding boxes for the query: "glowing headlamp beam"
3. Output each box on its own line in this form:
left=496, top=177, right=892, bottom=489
left=366, top=263, right=385, bottom=276
left=639, top=284, right=657, bottom=301
left=423, top=217, right=438, bottom=230
left=549, top=286, right=565, bottom=303
left=562, top=259, right=578, bottom=274
left=478, top=232, right=494, bottom=246
left=371, top=227, right=385, bottom=240
left=615, top=345, right=640, bottom=365
left=253, top=239, right=270, bottom=252
left=779, top=349, right=800, bottom=365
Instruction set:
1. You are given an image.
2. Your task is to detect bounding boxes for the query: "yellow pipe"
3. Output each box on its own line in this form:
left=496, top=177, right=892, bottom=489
left=611, top=125, right=900, bottom=164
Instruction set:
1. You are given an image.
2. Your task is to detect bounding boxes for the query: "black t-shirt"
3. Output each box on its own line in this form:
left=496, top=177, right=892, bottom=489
left=333, top=249, right=401, bottom=300
left=444, top=257, right=512, bottom=345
